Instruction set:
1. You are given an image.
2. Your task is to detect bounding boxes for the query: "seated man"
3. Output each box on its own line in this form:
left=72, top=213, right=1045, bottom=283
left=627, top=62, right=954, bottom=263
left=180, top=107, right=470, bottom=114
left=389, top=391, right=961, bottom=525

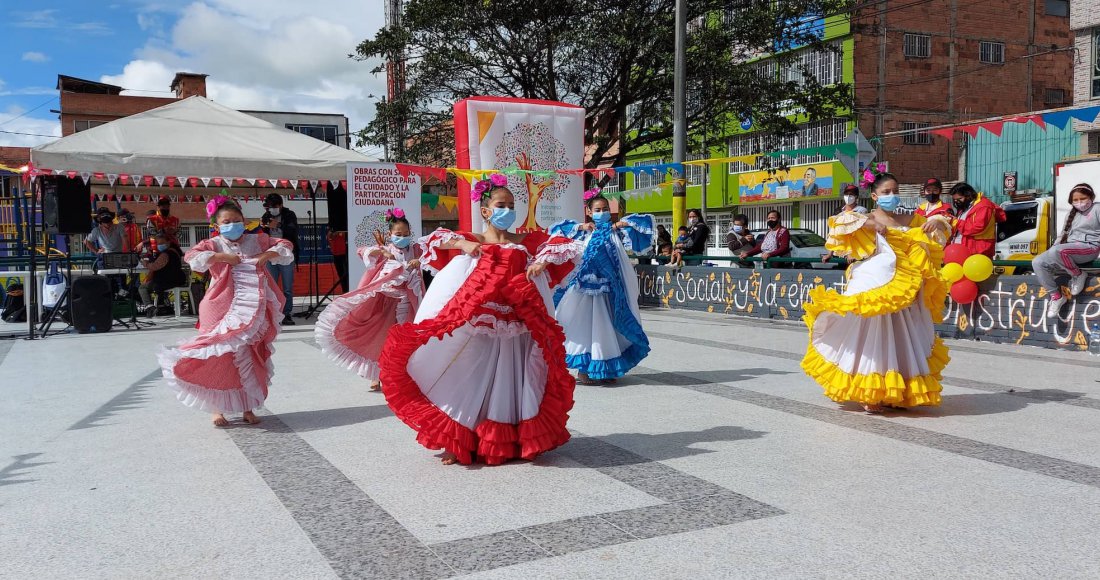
left=739, top=210, right=791, bottom=268
left=138, top=231, right=187, bottom=316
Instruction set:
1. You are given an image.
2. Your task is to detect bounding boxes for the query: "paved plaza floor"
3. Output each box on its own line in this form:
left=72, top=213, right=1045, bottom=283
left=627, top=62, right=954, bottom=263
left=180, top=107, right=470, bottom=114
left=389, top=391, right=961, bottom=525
left=2, top=308, right=1100, bottom=579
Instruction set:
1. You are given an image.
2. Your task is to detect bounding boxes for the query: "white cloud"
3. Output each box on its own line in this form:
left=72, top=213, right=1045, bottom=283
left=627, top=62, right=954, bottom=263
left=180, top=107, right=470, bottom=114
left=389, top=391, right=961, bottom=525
left=0, top=106, right=62, bottom=148
left=102, top=0, right=388, bottom=145
left=21, top=51, right=50, bottom=63
left=15, top=9, right=111, bottom=35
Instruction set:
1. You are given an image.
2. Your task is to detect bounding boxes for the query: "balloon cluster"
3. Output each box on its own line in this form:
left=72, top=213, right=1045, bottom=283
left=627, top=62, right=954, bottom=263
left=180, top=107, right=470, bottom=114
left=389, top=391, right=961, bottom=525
left=941, top=244, right=994, bottom=304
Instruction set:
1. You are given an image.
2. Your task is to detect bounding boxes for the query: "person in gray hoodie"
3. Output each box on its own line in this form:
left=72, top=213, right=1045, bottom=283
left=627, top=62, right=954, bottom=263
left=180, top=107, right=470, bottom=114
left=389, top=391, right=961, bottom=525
left=1036, top=183, right=1100, bottom=317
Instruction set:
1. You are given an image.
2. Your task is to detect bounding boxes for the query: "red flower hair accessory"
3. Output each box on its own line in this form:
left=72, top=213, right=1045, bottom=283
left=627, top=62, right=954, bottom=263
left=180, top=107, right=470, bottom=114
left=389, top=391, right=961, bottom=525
left=471, top=173, right=509, bottom=201
left=583, top=188, right=601, bottom=201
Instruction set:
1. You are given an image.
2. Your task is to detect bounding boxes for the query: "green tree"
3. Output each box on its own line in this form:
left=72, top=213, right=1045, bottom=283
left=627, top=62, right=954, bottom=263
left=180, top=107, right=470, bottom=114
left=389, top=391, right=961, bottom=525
left=355, top=0, right=854, bottom=174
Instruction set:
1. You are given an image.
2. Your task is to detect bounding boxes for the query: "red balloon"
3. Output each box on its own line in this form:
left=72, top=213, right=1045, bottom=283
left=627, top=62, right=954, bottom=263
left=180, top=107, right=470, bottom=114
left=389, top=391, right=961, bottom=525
left=950, top=279, right=979, bottom=304
left=943, top=244, right=971, bottom=265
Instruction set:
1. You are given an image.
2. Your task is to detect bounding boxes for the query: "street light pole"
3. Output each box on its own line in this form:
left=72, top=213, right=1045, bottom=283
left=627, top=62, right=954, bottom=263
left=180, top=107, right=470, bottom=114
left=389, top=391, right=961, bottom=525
left=672, top=0, right=687, bottom=234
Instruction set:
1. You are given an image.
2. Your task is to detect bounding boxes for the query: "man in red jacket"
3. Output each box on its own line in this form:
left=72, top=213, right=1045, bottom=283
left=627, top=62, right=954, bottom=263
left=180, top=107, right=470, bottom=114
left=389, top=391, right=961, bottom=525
left=916, top=178, right=955, bottom=219
left=949, top=182, right=1005, bottom=257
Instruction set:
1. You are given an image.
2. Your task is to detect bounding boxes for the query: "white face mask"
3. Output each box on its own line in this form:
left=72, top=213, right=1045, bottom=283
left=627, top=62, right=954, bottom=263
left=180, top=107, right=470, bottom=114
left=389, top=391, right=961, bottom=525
left=843, top=195, right=857, bottom=205
left=688, top=217, right=698, bottom=226
left=1073, top=200, right=1094, bottom=213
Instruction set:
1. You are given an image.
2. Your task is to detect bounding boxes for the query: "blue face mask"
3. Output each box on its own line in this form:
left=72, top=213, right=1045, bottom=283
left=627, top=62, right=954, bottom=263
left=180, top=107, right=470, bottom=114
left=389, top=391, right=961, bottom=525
left=219, top=222, right=245, bottom=241
left=732, top=225, right=744, bottom=233
left=156, top=243, right=169, bottom=252
left=390, top=235, right=413, bottom=249
left=877, top=194, right=901, bottom=212
left=591, top=210, right=611, bottom=224
left=487, top=207, right=516, bottom=231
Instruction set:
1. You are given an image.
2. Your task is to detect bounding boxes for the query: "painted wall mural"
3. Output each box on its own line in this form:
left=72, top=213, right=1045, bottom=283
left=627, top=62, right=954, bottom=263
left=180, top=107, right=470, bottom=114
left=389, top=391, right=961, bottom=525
left=636, top=265, right=1100, bottom=351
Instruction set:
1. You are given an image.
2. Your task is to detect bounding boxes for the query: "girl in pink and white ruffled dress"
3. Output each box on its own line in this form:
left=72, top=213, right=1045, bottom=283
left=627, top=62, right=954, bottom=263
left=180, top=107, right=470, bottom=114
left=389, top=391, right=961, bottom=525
left=315, top=208, right=424, bottom=391
left=158, top=196, right=294, bottom=427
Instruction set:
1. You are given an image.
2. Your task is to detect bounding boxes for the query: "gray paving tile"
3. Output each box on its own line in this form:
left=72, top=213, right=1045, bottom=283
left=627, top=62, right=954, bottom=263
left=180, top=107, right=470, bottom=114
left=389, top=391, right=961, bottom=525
left=328, top=547, right=455, bottom=580
left=517, top=515, right=636, bottom=556
left=595, top=461, right=682, bottom=484
left=429, top=529, right=550, bottom=574
left=635, top=363, right=1100, bottom=490
left=625, top=472, right=731, bottom=503
left=597, top=502, right=713, bottom=539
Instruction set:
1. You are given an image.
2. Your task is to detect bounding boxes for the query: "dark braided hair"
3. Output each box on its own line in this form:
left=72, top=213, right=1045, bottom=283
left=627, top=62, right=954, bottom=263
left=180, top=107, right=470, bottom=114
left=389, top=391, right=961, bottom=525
left=1060, top=183, right=1095, bottom=244
left=871, top=172, right=898, bottom=192
left=585, top=193, right=609, bottom=209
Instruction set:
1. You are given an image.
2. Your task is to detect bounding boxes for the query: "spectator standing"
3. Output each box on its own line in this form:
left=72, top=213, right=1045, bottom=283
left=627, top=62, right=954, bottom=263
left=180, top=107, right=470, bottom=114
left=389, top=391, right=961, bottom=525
left=676, top=209, right=710, bottom=266
left=263, top=193, right=300, bottom=325
left=85, top=208, right=127, bottom=255
left=118, top=209, right=144, bottom=250
left=327, top=228, right=350, bottom=293
left=740, top=210, right=790, bottom=266
left=949, top=182, right=1005, bottom=258
left=147, top=197, right=181, bottom=244
left=916, top=178, right=955, bottom=219
left=821, top=187, right=866, bottom=263
left=726, top=214, right=756, bottom=267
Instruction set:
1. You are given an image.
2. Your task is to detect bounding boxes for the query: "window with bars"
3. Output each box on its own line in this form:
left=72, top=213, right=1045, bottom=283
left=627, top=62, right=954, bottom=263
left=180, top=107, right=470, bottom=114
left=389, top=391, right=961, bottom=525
left=903, top=122, right=933, bottom=145
left=728, top=119, right=848, bottom=173
left=728, top=134, right=759, bottom=174
left=777, top=42, right=843, bottom=87
left=711, top=212, right=733, bottom=250
left=1093, top=32, right=1100, bottom=99
left=980, top=41, right=1005, bottom=64
left=1044, top=88, right=1066, bottom=105
left=685, top=153, right=709, bottom=186
left=627, top=102, right=665, bottom=131
left=633, top=159, right=664, bottom=189
left=74, top=120, right=106, bottom=132
left=903, top=34, right=932, bottom=58
left=600, top=172, right=624, bottom=194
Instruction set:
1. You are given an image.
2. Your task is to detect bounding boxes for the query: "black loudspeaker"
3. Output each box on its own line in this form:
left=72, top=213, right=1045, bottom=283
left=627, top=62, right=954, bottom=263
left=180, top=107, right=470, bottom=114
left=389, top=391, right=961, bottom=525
left=41, top=176, right=92, bottom=235
left=70, top=275, right=113, bottom=334
left=325, top=183, right=348, bottom=231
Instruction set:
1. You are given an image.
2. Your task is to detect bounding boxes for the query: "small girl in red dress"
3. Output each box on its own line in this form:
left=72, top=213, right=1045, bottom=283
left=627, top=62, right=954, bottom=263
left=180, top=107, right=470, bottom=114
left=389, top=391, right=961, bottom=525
left=315, top=208, right=424, bottom=391
left=158, top=196, right=294, bottom=427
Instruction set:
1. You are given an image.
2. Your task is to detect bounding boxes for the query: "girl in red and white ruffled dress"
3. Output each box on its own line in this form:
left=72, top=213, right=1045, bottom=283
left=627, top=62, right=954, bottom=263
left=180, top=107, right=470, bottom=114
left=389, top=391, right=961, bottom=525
left=159, top=196, right=294, bottom=427
left=380, top=175, right=583, bottom=465
left=315, top=208, right=424, bottom=391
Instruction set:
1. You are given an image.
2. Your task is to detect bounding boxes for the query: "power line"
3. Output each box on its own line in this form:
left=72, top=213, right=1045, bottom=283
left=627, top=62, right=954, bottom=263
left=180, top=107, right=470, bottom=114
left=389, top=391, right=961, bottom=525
left=0, top=128, right=57, bottom=138
left=0, top=96, right=59, bottom=128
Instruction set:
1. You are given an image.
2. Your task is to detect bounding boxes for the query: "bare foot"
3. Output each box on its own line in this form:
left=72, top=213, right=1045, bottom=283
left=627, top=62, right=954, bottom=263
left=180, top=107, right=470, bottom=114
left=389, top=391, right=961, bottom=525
left=369, top=381, right=382, bottom=392
left=862, top=404, right=884, bottom=414
left=212, top=413, right=229, bottom=427
left=440, top=452, right=458, bottom=465
left=242, top=411, right=261, bottom=425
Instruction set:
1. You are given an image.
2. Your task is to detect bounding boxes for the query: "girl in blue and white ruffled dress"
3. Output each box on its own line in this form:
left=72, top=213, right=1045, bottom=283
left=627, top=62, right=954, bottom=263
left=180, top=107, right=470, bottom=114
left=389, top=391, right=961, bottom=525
left=549, top=190, right=655, bottom=385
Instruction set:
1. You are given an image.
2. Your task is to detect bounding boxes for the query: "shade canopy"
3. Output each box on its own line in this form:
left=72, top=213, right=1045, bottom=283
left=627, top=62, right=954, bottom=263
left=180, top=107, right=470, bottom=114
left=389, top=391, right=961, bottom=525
left=31, top=96, right=370, bottom=181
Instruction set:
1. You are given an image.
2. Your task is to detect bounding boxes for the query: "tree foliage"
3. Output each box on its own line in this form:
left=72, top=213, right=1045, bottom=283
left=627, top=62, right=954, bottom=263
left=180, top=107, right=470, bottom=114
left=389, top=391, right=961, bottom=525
left=355, top=0, right=854, bottom=173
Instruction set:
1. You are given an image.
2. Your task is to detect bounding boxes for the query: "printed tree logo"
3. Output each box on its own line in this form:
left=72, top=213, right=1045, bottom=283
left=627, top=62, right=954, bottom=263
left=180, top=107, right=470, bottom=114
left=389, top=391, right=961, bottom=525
left=354, top=210, right=390, bottom=248
left=494, top=122, right=569, bottom=230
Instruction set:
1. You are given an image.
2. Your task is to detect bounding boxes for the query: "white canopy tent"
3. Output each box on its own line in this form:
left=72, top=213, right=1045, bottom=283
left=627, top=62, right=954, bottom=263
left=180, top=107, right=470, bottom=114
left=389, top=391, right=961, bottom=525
left=31, top=96, right=371, bottom=181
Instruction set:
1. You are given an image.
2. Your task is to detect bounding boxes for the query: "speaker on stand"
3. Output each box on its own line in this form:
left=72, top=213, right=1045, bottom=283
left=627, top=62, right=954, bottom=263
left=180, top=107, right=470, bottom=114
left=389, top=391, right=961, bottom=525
left=41, top=176, right=92, bottom=236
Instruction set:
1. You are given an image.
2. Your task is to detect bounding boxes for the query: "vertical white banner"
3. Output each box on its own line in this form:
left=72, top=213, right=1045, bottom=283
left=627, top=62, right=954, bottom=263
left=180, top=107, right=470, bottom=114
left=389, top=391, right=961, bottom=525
left=345, top=162, right=423, bottom=286
left=455, top=97, right=585, bottom=233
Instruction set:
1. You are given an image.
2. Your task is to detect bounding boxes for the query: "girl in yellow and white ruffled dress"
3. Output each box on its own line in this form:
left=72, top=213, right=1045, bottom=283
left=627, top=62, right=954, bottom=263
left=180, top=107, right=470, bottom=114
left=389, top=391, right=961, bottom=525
left=801, top=172, right=954, bottom=413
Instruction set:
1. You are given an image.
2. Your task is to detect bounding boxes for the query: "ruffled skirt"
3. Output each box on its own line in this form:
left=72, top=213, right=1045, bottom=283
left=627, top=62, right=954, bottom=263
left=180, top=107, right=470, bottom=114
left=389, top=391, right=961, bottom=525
left=801, top=231, right=949, bottom=407
left=158, top=264, right=283, bottom=413
left=315, top=265, right=413, bottom=381
left=380, top=253, right=575, bottom=465
left=557, top=289, right=647, bottom=379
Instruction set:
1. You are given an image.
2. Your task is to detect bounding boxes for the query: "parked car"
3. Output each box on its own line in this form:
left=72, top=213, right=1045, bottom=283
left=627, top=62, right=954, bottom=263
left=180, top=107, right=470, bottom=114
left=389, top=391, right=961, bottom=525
left=747, top=228, right=837, bottom=269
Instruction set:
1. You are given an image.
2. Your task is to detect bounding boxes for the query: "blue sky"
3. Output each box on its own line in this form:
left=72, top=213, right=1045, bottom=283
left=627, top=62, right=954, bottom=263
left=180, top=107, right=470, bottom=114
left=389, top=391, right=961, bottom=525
left=0, top=1, right=387, bottom=156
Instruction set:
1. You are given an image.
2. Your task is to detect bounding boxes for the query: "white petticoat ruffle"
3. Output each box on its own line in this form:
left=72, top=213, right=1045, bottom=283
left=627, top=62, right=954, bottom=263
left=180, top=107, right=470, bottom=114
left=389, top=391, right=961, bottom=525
left=158, top=261, right=280, bottom=413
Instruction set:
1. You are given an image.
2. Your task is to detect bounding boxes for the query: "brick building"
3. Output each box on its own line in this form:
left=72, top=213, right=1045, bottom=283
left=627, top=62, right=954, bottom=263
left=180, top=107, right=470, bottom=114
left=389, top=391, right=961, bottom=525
left=855, top=0, right=1074, bottom=183
left=1071, top=0, right=1100, bottom=151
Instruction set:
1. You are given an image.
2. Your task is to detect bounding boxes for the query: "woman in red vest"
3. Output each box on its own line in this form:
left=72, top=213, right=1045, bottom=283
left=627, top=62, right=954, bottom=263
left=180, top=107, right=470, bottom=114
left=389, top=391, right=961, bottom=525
left=948, top=183, right=1005, bottom=257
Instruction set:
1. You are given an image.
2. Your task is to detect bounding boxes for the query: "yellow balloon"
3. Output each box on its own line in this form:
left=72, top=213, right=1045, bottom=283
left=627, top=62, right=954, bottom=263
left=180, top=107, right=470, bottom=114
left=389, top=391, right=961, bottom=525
left=942, top=262, right=964, bottom=283
left=963, top=254, right=994, bottom=282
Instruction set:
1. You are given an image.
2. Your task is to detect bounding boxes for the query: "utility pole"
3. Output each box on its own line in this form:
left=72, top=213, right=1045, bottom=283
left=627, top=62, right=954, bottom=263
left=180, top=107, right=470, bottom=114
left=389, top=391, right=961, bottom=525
left=672, top=0, right=687, bottom=233
left=384, top=0, right=406, bottom=162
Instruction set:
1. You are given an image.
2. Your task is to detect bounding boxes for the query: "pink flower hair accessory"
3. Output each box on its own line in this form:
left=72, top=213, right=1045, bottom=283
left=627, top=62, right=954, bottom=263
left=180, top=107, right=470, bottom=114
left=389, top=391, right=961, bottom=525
left=471, top=173, right=509, bottom=202
left=205, top=195, right=231, bottom=219
left=583, top=188, right=601, bottom=201
left=385, top=207, right=406, bottom=221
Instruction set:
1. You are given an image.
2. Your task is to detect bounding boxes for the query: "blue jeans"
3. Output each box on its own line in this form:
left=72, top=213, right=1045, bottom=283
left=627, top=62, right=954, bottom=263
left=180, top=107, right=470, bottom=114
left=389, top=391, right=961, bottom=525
left=267, top=262, right=295, bottom=317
